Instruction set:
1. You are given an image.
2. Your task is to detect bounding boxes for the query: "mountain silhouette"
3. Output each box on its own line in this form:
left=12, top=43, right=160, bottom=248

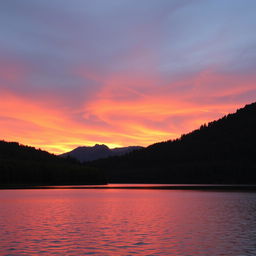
left=88, top=102, right=256, bottom=184
left=60, top=144, right=143, bottom=162
left=0, top=141, right=106, bottom=186
left=2, top=102, right=256, bottom=186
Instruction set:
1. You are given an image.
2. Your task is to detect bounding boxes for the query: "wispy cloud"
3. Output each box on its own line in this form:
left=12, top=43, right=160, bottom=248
left=0, top=0, right=255, bottom=153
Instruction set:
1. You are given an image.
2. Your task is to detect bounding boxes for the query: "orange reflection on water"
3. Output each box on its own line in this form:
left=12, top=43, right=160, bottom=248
left=0, top=189, right=256, bottom=255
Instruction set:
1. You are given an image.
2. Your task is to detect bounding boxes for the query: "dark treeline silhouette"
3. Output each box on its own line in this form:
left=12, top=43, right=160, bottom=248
left=0, top=141, right=106, bottom=186
left=87, top=102, right=256, bottom=184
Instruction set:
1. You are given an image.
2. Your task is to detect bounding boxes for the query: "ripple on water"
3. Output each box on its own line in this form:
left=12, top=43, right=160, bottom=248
left=0, top=189, right=256, bottom=255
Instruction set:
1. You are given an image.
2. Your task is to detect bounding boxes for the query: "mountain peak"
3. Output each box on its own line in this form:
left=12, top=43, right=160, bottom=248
left=60, top=144, right=143, bottom=162
left=94, top=144, right=109, bottom=149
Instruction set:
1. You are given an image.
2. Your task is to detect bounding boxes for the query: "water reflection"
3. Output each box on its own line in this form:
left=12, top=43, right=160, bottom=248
left=0, top=189, right=256, bottom=255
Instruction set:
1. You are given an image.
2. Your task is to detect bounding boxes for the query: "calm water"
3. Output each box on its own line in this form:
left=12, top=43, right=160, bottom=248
left=0, top=188, right=256, bottom=255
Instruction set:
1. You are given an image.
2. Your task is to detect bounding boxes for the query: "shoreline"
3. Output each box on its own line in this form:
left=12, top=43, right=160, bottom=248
left=1, top=184, right=256, bottom=191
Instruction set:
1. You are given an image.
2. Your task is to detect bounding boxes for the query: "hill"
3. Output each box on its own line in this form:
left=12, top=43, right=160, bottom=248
left=0, top=141, right=106, bottom=186
left=87, top=102, right=256, bottom=184
left=60, top=144, right=143, bottom=162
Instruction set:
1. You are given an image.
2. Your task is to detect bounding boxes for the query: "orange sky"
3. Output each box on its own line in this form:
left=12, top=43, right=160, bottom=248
left=1, top=70, right=255, bottom=154
left=1, top=1, right=256, bottom=154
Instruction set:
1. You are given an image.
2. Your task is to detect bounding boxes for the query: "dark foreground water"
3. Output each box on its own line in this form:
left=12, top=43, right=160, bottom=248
left=0, top=188, right=256, bottom=255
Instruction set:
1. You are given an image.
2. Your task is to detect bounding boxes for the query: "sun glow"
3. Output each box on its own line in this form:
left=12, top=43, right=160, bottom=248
left=1, top=69, right=252, bottom=154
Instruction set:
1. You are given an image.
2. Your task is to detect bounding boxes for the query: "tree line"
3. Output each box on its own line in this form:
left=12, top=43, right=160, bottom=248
left=0, top=141, right=106, bottom=186
left=87, top=102, right=256, bottom=184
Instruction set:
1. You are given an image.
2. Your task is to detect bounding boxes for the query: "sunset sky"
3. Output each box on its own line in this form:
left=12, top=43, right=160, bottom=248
left=0, top=0, right=256, bottom=154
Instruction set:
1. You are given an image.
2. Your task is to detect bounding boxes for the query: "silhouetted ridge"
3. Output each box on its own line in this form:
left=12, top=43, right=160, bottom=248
left=88, top=102, right=256, bottom=184
left=0, top=141, right=106, bottom=186
left=60, top=144, right=143, bottom=162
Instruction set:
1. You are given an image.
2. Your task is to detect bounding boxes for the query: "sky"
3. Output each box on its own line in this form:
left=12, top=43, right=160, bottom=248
left=0, top=0, right=256, bottom=154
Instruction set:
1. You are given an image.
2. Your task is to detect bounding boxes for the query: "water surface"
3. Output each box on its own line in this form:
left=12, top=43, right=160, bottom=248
left=0, top=188, right=256, bottom=255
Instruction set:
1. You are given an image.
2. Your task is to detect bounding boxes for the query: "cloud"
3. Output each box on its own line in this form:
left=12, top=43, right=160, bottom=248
left=0, top=0, right=256, bottom=153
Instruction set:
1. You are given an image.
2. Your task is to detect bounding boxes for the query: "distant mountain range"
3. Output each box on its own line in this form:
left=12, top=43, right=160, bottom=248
left=60, top=144, right=143, bottom=162
left=88, top=102, right=256, bottom=184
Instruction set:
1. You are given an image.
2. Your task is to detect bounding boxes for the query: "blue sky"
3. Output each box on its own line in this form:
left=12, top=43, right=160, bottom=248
left=0, top=0, right=256, bottom=153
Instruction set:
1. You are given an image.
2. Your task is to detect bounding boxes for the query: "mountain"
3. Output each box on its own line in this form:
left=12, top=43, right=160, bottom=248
left=0, top=141, right=106, bottom=186
left=87, top=102, right=256, bottom=184
left=60, top=144, right=143, bottom=162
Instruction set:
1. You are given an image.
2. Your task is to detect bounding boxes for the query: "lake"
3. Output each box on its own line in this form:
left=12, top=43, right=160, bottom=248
left=0, top=187, right=256, bottom=255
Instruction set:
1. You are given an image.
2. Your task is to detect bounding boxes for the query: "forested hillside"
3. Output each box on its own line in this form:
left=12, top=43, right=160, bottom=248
left=88, top=102, right=256, bottom=184
left=0, top=141, right=106, bottom=186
